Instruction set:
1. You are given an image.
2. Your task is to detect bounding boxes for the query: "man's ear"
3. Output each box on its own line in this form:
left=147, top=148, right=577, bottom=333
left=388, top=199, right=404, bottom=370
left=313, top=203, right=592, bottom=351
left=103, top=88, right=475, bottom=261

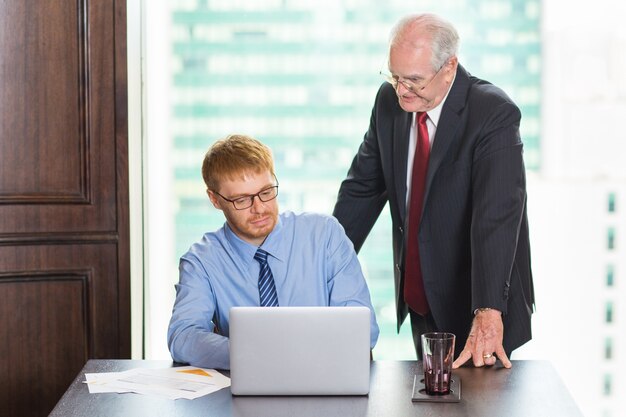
left=207, top=189, right=222, bottom=210
left=446, top=55, right=458, bottom=74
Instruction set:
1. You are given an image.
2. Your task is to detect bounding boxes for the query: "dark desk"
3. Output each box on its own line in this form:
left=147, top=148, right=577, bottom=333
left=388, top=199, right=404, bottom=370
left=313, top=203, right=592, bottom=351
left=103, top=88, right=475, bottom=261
left=50, top=360, right=582, bottom=417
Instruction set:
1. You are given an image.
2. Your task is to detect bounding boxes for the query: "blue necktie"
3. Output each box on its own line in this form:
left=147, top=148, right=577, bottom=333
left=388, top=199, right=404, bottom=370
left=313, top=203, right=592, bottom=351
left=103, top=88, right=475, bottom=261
left=254, top=248, right=279, bottom=307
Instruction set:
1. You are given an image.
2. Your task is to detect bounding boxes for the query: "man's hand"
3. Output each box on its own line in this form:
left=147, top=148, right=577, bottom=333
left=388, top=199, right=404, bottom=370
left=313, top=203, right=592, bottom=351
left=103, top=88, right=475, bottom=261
left=452, top=309, right=512, bottom=369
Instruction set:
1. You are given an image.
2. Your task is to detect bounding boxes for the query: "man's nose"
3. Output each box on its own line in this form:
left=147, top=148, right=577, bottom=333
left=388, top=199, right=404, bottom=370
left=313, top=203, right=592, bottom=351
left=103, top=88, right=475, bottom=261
left=249, top=195, right=265, bottom=212
left=395, top=80, right=412, bottom=94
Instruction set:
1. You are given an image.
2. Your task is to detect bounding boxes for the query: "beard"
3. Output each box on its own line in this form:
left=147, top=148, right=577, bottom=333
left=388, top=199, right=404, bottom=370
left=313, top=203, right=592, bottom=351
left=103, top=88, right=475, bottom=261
left=224, top=204, right=279, bottom=245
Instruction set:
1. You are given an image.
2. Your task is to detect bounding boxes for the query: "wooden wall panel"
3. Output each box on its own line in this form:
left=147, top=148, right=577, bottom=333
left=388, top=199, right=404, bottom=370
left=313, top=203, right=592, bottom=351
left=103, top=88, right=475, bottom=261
left=0, top=0, right=129, bottom=416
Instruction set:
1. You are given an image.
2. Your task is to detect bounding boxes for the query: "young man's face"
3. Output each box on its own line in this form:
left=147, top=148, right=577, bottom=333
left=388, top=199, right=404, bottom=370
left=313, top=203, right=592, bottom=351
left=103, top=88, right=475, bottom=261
left=208, top=170, right=279, bottom=246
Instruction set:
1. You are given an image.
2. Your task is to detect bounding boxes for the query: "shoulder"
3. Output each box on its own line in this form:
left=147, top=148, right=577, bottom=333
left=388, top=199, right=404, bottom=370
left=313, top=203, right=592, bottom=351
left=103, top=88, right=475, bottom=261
left=451, top=65, right=519, bottom=114
left=462, top=69, right=520, bottom=117
left=447, top=69, right=522, bottom=133
left=182, top=228, right=227, bottom=263
left=281, top=211, right=344, bottom=234
left=470, top=78, right=517, bottom=109
left=282, top=210, right=339, bottom=225
left=280, top=212, right=356, bottom=255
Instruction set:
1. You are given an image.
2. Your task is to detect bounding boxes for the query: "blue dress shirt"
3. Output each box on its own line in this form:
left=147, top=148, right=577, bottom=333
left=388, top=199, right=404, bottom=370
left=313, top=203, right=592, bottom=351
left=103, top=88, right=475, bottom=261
left=168, top=211, right=379, bottom=369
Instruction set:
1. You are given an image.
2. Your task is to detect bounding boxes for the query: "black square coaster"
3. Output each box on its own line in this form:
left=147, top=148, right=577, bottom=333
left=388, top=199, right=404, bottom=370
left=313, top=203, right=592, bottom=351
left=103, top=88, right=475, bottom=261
left=411, top=375, right=461, bottom=402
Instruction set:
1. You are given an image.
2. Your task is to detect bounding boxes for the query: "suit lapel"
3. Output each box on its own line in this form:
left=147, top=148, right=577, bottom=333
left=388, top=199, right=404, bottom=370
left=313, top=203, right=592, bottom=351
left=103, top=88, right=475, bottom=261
left=392, top=111, right=412, bottom=223
left=422, top=65, right=470, bottom=211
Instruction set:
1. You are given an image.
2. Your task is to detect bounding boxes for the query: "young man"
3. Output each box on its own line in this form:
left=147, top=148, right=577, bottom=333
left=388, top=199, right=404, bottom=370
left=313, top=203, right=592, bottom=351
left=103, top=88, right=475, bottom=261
left=168, top=134, right=379, bottom=369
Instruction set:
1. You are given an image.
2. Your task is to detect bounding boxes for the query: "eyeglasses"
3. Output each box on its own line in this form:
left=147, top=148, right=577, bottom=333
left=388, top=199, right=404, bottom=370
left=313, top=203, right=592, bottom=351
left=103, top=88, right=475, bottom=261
left=380, top=60, right=448, bottom=93
left=213, top=181, right=279, bottom=210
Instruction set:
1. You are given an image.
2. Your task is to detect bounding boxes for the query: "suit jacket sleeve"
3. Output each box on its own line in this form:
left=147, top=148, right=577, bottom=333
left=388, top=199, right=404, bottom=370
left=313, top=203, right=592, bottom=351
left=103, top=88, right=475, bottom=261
left=468, top=95, right=526, bottom=315
left=333, top=85, right=391, bottom=253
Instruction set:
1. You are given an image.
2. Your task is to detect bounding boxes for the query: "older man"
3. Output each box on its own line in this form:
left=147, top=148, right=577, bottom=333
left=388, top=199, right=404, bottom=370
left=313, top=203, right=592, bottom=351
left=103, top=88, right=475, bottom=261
left=334, top=13, right=534, bottom=368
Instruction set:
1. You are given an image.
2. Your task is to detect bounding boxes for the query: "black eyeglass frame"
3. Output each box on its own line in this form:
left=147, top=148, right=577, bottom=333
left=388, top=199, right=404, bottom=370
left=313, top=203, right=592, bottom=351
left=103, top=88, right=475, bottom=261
left=213, top=177, right=279, bottom=210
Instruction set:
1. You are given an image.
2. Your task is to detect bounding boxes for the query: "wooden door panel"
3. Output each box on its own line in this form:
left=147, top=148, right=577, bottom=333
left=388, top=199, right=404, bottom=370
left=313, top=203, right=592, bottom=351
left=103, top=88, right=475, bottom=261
left=0, top=277, right=88, bottom=417
left=0, top=0, right=117, bottom=234
left=0, top=243, right=123, bottom=416
left=0, top=243, right=122, bottom=355
left=0, top=0, right=129, bottom=416
left=0, top=0, right=84, bottom=198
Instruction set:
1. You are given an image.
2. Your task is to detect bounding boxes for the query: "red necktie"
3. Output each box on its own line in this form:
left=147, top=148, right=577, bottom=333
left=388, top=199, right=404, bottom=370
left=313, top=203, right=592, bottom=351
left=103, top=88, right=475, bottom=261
left=403, top=112, right=430, bottom=315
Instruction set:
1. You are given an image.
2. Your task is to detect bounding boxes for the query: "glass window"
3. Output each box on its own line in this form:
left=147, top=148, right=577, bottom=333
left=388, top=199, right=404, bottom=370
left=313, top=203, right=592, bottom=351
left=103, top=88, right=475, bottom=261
left=604, top=337, right=613, bottom=360
left=608, top=192, right=616, bottom=213
left=607, top=227, right=616, bottom=250
left=605, top=302, right=614, bottom=324
left=603, top=374, right=613, bottom=396
left=606, top=265, right=614, bottom=287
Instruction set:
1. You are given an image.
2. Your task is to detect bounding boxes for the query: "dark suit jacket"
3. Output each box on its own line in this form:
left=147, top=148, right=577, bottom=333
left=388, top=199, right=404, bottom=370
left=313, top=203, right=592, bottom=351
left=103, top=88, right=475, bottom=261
left=333, top=64, right=534, bottom=355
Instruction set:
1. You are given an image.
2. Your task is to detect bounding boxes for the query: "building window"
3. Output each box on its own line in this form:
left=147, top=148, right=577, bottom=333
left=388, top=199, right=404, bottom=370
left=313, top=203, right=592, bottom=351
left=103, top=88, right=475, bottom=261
left=605, top=302, right=614, bottom=323
left=607, top=227, right=615, bottom=250
left=607, top=192, right=616, bottom=213
left=606, top=265, right=614, bottom=287
left=604, top=337, right=613, bottom=360
left=603, top=374, right=613, bottom=396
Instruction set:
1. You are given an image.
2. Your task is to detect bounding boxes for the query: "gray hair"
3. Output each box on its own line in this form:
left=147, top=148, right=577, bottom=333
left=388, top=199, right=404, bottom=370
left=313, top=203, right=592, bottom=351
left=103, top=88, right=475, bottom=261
left=389, top=13, right=459, bottom=71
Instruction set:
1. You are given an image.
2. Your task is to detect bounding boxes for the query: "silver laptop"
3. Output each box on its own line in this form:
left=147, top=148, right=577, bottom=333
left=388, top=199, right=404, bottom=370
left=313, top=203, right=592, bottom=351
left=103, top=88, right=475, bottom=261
left=229, top=306, right=371, bottom=396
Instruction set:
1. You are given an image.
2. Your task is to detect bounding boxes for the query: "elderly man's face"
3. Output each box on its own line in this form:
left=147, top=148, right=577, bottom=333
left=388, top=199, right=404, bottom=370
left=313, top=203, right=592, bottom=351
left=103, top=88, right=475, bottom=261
left=388, top=35, right=457, bottom=113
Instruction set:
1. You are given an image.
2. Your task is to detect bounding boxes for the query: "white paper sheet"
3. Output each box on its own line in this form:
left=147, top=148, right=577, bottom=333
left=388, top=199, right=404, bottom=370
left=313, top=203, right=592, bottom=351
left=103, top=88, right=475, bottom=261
left=84, top=366, right=230, bottom=400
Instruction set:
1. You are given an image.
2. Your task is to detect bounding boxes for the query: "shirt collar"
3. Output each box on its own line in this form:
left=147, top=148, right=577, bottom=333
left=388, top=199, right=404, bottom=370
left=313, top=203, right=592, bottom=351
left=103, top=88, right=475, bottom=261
left=423, top=71, right=456, bottom=127
left=223, top=215, right=286, bottom=264
left=258, top=215, right=285, bottom=263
